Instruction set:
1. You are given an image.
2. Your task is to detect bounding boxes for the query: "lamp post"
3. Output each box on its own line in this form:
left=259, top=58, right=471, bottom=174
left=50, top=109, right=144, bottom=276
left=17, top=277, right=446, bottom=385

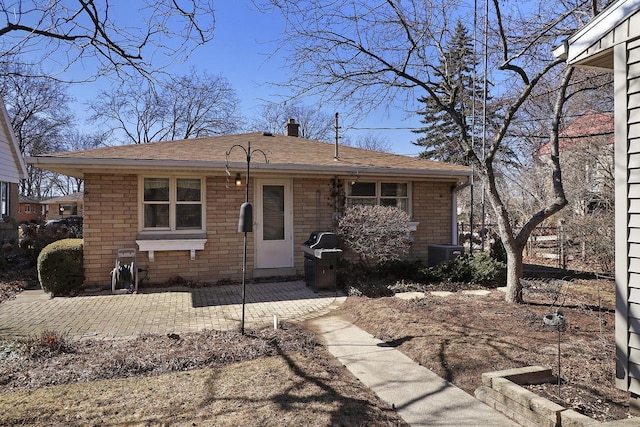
left=225, top=141, right=268, bottom=335
left=59, top=206, right=64, bottom=218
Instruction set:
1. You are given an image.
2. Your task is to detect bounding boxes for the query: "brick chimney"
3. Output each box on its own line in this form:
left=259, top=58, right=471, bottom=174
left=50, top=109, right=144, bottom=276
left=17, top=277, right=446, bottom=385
left=286, top=118, right=300, bottom=137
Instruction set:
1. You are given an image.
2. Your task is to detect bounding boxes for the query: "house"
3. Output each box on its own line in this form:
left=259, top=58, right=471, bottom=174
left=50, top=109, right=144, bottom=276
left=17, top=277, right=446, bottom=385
left=26, top=121, right=471, bottom=288
left=41, top=192, right=84, bottom=219
left=18, top=196, right=46, bottom=223
left=0, top=98, right=27, bottom=247
left=554, top=0, right=640, bottom=411
left=536, top=110, right=614, bottom=214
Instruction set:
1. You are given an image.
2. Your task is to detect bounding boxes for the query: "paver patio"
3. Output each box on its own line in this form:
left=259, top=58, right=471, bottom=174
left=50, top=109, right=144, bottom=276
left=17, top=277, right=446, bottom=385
left=0, top=280, right=345, bottom=340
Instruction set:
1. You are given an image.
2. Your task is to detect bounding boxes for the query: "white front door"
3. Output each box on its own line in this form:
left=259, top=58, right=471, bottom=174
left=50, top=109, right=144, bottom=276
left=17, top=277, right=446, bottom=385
left=255, top=179, right=293, bottom=269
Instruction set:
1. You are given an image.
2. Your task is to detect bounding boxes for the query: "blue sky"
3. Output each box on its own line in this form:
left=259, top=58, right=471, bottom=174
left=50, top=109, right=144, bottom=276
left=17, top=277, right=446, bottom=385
left=66, top=1, right=424, bottom=156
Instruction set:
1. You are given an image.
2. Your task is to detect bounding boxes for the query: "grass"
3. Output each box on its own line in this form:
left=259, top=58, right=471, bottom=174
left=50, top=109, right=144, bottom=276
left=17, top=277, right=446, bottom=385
left=0, top=355, right=402, bottom=426
left=0, top=324, right=405, bottom=426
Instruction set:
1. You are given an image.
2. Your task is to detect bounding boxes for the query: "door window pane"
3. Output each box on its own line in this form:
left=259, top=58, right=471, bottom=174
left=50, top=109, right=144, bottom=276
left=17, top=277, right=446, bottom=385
left=263, top=185, right=284, bottom=240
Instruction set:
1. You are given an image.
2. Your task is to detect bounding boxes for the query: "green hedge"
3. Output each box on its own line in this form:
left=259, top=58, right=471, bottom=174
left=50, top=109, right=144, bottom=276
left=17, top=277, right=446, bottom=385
left=37, top=238, right=84, bottom=296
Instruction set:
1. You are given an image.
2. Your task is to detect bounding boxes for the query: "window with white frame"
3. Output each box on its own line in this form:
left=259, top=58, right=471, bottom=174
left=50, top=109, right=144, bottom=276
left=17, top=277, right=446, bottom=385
left=0, top=182, right=8, bottom=217
left=142, top=177, right=203, bottom=231
left=346, top=181, right=409, bottom=212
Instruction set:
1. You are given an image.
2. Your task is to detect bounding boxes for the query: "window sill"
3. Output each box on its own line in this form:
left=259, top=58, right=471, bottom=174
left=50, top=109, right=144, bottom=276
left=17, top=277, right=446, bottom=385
left=136, top=237, right=207, bottom=262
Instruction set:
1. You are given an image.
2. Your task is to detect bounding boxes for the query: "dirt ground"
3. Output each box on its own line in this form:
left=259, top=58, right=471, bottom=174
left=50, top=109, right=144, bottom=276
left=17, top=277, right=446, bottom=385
left=334, top=274, right=630, bottom=422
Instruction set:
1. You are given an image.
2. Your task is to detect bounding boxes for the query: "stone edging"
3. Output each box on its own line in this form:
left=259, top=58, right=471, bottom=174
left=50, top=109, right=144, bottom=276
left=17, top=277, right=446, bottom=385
left=474, top=366, right=631, bottom=427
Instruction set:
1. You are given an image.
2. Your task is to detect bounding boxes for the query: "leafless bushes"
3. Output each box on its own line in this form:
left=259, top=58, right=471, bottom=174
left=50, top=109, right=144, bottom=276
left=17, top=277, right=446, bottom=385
left=337, top=205, right=411, bottom=266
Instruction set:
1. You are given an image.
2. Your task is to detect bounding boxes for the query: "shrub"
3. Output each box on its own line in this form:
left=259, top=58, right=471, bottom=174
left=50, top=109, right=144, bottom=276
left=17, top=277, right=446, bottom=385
left=22, top=330, right=77, bottom=359
left=20, top=221, right=81, bottom=266
left=337, top=205, right=411, bottom=266
left=490, top=235, right=507, bottom=263
left=37, top=238, right=84, bottom=296
left=468, top=252, right=507, bottom=286
left=430, top=253, right=506, bottom=287
left=337, top=259, right=437, bottom=297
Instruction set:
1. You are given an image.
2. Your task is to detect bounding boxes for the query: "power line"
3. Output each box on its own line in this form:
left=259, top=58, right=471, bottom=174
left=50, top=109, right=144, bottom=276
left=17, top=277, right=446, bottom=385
left=350, top=126, right=418, bottom=130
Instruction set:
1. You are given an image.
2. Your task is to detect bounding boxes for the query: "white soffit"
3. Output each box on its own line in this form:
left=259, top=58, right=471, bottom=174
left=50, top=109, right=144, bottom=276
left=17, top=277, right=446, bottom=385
left=565, top=0, right=640, bottom=63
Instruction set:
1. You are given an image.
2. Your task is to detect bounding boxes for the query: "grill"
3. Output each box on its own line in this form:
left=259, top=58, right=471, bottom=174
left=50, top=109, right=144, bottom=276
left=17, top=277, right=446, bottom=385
left=301, top=232, right=342, bottom=291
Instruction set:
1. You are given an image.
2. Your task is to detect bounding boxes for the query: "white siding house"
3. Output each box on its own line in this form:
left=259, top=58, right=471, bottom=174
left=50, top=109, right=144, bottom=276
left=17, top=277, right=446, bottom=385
left=0, top=98, right=26, bottom=221
left=554, top=0, right=640, bottom=410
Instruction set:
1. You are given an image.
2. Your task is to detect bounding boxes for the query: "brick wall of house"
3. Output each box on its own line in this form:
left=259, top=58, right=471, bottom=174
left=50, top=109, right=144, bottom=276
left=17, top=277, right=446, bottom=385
left=83, top=174, right=139, bottom=287
left=292, top=177, right=336, bottom=273
left=411, top=181, right=455, bottom=257
left=82, top=173, right=458, bottom=288
left=83, top=173, right=251, bottom=288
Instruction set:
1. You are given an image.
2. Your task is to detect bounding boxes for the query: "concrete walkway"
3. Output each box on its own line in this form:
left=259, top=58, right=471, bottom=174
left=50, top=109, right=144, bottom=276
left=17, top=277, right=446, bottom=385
left=309, top=316, right=517, bottom=426
left=0, top=280, right=345, bottom=340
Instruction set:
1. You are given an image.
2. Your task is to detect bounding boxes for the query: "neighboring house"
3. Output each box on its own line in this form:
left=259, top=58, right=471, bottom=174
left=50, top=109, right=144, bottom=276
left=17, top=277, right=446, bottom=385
left=41, top=192, right=84, bottom=219
left=554, top=0, right=640, bottom=411
left=27, top=121, right=471, bottom=288
left=536, top=110, right=614, bottom=213
left=0, top=97, right=27, bottom=246
left=18, top=196, right=46, bottom=223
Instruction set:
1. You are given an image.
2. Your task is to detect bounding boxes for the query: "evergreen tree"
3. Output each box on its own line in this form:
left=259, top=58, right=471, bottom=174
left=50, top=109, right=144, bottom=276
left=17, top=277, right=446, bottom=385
left=413, top=21, right=482, bottom=164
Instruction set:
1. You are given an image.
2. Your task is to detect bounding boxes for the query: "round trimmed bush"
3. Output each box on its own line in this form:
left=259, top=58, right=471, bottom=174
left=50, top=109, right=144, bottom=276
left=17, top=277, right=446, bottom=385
left=37, top=238, right=84, bottom=296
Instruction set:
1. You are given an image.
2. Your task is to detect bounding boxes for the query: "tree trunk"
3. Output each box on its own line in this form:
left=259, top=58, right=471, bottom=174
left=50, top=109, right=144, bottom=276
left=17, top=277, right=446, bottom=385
left=504, top=245, right=524, bottom=303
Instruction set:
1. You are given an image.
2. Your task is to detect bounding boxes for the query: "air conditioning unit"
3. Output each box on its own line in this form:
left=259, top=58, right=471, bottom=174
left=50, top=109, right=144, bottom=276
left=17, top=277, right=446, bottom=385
left=428, top=244, right=464, bottom=267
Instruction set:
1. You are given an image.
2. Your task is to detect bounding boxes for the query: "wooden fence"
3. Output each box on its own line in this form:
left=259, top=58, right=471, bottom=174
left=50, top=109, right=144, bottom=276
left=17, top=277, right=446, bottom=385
left=458, top=223, right=570, bottom=269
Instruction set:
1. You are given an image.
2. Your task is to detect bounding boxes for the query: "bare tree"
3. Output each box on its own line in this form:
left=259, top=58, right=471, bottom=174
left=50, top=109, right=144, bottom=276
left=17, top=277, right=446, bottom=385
left=252, top=102, right=334, bottom=141
left=90, top=68, right=241, bottom=144
left=260, top=0, right=606, bottom=302
left=0, top=61, right=73, bottom=197
left=343, top=132, right=392, bottom=152
left=251, top=101, right=334, bottom=141
left=0, top=1, right=215, bottom=82
left=50, top=130, right=107, bottom=194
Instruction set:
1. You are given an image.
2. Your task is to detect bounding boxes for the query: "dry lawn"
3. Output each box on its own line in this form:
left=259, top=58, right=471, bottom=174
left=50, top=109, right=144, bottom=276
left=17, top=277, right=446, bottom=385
left=0, top=354, right=402, bottom=426
left=0, top=325, right=405, bottom=426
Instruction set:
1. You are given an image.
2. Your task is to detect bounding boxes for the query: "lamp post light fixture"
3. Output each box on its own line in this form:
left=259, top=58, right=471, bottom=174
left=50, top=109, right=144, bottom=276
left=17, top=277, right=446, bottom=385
left=59, top=206, right=64, bottom=218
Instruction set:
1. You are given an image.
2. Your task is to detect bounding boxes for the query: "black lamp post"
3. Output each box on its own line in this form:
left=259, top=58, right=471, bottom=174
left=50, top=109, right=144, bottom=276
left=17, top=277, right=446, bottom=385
left=59, top=206, right=64, bottom=218
left=225, top=141, right=268, bottom=335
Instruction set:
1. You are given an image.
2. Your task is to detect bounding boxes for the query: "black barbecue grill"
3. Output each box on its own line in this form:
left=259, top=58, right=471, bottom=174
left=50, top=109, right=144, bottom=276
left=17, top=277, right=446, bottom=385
left=301, top=232, right=342, bottom=291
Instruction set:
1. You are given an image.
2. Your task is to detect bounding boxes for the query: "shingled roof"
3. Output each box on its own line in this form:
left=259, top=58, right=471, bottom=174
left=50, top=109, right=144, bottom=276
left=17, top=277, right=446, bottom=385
left=27, top=132, right=471, bottom=181
left=536, top=110, right=614, bottom=156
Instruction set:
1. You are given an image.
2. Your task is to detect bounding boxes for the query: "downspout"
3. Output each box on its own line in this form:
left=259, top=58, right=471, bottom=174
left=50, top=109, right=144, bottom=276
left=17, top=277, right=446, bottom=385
left=452, top=179, right=472, bottom=245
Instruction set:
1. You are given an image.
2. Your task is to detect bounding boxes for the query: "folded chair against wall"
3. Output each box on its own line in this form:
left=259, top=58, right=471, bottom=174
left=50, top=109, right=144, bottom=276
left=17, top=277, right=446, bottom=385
left=111, top=248, right=139, bottom=294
